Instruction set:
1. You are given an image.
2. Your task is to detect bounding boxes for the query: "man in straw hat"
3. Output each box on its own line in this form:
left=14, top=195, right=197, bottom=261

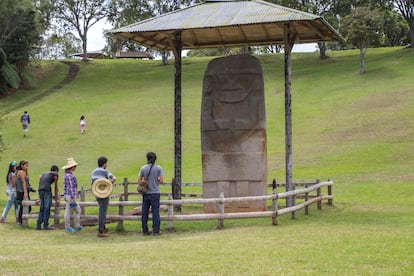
left=91, top=156, right=116, bottom=238
left=62, top=157, right=83, bottom=233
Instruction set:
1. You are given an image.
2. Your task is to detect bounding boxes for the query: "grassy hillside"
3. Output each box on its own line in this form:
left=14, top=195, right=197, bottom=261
left=0, top=47, right=413, bottom=274
left=1, top=48, right=412, bottom=186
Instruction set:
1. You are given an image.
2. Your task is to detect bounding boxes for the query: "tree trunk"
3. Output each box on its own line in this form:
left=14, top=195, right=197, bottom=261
left=359, top=46, right=366, bottom=74
left=318, top=42, right=327, bottom=59
left=410, top=24, right=414, bottom=47
left=82, top=38, right=88, bottom=61
left=161, top=52, right=169, bottom=65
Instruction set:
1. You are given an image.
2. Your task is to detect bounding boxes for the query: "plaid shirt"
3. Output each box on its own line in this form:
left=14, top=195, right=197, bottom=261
left=63, top=171, right=78, bottom=200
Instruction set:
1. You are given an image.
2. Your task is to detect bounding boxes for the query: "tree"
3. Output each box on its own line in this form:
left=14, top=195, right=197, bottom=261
left=52, top=0, right=110, bottom=61
left=383, top=9, right=410, bottom=46
left=39, top=33, right=82, bottom=59
left=341, top=7, right=384, bottom=74
left=394, top=0, right=414, bottom=47
left=0, top=0, right=42, bottom=94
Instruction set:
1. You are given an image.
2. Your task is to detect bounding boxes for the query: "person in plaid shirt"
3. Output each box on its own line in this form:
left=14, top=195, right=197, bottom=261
left=62, top=158, right=83, bottom=233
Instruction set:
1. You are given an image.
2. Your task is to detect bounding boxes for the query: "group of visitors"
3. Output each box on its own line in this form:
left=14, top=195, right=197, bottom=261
left=1, top=152, right=164, bottom=237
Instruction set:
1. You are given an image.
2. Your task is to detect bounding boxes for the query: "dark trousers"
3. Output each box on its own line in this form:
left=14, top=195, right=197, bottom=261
left=16, top=191, right=24, bottom=224
left=141, top=193, right=160, bottom=234
left=37, top=190, right=53, bottom=227
left=16, top=191, right=31, bottom=224
left=96, top=197, right=109, bottom=233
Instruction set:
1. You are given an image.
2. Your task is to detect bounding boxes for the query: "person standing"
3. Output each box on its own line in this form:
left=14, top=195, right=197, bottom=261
left=91, top=156, right=116, bottom=237
left=138, top=152, right=164, bottom=236
left=15, top=160, right=30, bottom=227
left=62, top=158, right=82, bottom=233
left=80, top=115, right=86, bottom=134
left=36, top=165, right=59, bottom=230
left=20, top=111, right=30, bottom=137
left=1, top=161, right=18, bottom=223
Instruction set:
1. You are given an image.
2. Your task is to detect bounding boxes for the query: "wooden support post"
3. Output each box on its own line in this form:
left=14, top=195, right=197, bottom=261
left=172, top=177, right=181, bottom=212
left=317, top=179, right=322, bottom=210
left=272, top=180, right=278, bottom=225
left=80, top=186, right=86, bottom=215
left=291, top=185, right=296, bottom=220
left=304, top=183, right=309, bottom=215
left=123, top=177, right=129, bottom=201
left=167, top=195, right=174, bottom=230
left=327, top=178, right=333, bottom=205
left=173, top=31, right=183, bottom=209
left=54, top=201, right=60, bottom=225
left=117, top=195, right=124, bottom=232
left=284, top=23, right=294, bottom=208
left=217, top=192, right=224, bottom=229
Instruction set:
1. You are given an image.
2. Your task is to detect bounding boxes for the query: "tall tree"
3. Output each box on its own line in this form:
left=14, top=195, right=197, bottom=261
left=341, top=6, right=384, bottom=74
left=52, top=0, right=110, bottom=60
left=395, top=0, right=414, bottom=47
left=0, top=0, right=42, bottom=93
left=383, top=9, right=410, bottom=46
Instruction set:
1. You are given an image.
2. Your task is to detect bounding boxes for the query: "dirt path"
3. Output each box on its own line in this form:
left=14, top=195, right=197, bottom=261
left=4, top=61, right=80, bottom=113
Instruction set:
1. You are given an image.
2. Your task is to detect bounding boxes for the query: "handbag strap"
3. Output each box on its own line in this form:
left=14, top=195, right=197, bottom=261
left=144, top=163, right=154, bottom=179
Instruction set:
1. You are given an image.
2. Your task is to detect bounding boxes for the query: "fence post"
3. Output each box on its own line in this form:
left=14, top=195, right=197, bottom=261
left=172, top=177, right=181, bottom=212
left=54, top=200, right=60, bottom=225
left=291, top=185, right=296, bottom=220
left=272, top=179, right=278, bottom=225
left=316, top=179, right=322, bottom=210
left=217, top=192, right=224, bottom=229
left=117, top=195, right=124, bottom=232
left=167, top=195, right=174, bottom=230
left=327, top=178, right=333, bottom=205
left=123, top=178, right=129, bottom=201
left=80, top=186, right=86, bottom=215
left=304, top=183, right=309, bottom=215
left=22, top=199, right=29, bottom=227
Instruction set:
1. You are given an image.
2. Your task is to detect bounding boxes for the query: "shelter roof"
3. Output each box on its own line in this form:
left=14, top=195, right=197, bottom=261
left=115, top=51, right=154, bottom=59
left=109, top=0, right=343, bottom=50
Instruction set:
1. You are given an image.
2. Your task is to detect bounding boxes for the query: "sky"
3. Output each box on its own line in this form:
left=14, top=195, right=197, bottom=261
left=87, top=20, right=318, bottom=53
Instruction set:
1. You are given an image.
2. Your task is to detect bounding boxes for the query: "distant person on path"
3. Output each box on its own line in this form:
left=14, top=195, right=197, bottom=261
left=15, top=160, right=30, bottom=227
left=1, top=161, right=18, bottom=223
left=36, top=165, right=59, bottom=230
left=138, top=152, right=164, bottom=236
left=91, top=156, right=116, bottom=237
left=20, top=111, right=30, bottom=137
left=62, top=158, right=82, bottom=233
left=80, top=115, right=86, bottom=134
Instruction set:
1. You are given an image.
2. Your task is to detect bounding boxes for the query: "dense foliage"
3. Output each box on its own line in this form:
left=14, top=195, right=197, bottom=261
left=0, top=0, right=42, bottom=94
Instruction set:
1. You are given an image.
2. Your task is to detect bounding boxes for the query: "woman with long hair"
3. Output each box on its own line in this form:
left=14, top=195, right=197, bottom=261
left=0, top=161, right=18, bottom=223
left=15, top=160, right=30, bottom=226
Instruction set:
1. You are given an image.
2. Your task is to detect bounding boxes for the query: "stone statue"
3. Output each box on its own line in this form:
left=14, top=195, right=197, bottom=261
left=201, top=54, right=268, bottom=213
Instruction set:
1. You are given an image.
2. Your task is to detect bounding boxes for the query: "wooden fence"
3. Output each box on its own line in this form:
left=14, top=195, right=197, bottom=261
left=22, top=180, right=333, bottom=230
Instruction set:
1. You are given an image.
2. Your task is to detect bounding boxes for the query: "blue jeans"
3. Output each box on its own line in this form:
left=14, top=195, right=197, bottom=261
left=141, top=193, right=160, bottom=234
left=1, top=188, right=18, bottom=220
left=37, top=190, right=53, bottom=227
left=96, top=197, right=109, bottom=233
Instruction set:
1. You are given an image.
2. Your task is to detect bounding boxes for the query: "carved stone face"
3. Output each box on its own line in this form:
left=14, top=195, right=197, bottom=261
left=202, top=55, right=265, bottom=134
left=204, top=72, right=257, bottom=103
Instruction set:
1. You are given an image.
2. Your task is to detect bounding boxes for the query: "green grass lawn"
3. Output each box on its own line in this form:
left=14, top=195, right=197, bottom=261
left=0, top=46, right=413, bottom=275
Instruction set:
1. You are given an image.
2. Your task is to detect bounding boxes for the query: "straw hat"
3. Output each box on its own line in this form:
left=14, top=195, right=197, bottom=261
left=92, top=178, right=113, bottom=198
left=62, top=157, right=79, bottom=170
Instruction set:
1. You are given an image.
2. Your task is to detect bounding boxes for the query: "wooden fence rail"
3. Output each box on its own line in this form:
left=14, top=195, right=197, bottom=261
left=22, top=181, right=333, bottom=230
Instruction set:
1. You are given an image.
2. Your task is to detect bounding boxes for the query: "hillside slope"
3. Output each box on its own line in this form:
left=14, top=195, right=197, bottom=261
left=0, top=47, right=413, bottom=193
